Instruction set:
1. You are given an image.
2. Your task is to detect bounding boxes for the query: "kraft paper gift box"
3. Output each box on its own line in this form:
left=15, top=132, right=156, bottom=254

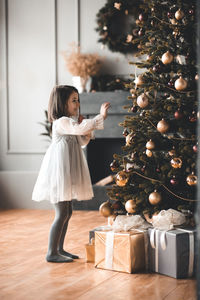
left=85, top=238, right=95, bottom=263
left=148, top=227, right=196, bottom=278
left=95, top=230, right=146, bottom=274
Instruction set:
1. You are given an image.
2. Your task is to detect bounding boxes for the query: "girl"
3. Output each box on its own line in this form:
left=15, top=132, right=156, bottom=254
left=32, top=85, right=110, bottom=263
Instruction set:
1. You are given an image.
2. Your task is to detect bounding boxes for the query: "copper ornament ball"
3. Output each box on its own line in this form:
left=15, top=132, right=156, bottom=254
left=174, top=109, right=183, bottom=120
left=175, top=9, right=184, bottom=20
left=170, top=176, right=179, bottom=185
left=149, top=191, right=162, bottom=205
left=170, top=157, right=182, bottom=168
left=146, top=149, right=153, bottom=157
left=146, top=139, right=155, bottom=150
left=161, top=51, right=173, bottom=64
left=157, top=119, right=169, bottom=133
left=186, top=173, right=197, bottom=186
left=99, top=201, right=114, bottom=217
left=137, top=93, right=149, bottom=108
left=125, top=199, right=137, bottom=213
left=115, top=171, right=129, bottom=187
left=174, top=76, right=187, bottom=91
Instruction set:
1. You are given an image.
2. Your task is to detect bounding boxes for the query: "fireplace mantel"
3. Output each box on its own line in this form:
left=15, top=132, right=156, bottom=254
left=79, top=91, right=130, bottom=138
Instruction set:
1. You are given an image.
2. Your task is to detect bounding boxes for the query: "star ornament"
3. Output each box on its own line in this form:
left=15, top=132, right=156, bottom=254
left=114, top=2, right=121, bottom=10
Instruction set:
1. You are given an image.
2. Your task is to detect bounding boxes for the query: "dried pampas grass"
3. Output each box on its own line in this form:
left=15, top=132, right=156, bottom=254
left=62, top=44, right=103, bottom=79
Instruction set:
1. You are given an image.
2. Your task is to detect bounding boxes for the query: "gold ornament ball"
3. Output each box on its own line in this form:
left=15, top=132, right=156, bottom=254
left=157, top=119, right=169, bottom=133
left=115, top=171, right=129, bottom=187
left=186, top=173, right=197, bottom=186
left=175, top=9, right=184, bottom=20
left=125, top=199, right=137, bottom=213
left=149, top=191, right=162, bottom=205
left=146, top=139, right=155, bottom=150
left=170, top=157, right=182, bottom=169
left=161, top=51, right=173, bottom=64
left=99, top=201, right=114, bottom=217
left=175, top=76, right=187, bottom=91
left=134, top=75, right=144, bottom=87
left=137, top=93, right=149, bottom=108
left=146, top=149, right=153, bottom=157
left=126, top=133, right=134, bottom=146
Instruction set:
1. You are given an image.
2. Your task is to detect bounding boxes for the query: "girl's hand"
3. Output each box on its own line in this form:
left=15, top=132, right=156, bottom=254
left=100, top=102, right=111, bottom=120
left=78, top=114, right=85, bottom=124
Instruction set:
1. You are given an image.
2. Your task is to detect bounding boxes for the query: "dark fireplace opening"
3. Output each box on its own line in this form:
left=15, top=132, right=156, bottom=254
left=87, top=138, right=125, bottom=184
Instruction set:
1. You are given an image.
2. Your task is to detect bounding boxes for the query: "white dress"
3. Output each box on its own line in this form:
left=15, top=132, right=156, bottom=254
left=32, top=114, right=104, bottom=203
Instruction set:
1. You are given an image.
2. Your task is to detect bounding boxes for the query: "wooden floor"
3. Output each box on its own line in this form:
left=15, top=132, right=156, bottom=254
left=0, top=209, right=197, bottom=300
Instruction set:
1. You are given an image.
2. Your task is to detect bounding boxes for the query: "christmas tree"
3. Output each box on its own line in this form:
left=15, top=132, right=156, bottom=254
left=107, top=0, right=198, bottom=221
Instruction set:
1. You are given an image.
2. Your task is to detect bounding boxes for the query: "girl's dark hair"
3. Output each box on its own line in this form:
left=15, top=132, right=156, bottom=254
left=48, top=85, right=79, bottom=122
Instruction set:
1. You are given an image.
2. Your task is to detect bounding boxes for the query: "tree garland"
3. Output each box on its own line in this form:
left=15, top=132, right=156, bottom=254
left=96, top=0, right=141, bottom=54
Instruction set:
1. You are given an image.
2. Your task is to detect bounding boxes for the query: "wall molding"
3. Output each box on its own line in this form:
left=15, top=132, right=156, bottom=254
left=5, top=0, right=57, bottom=155
left=7, top=150, right=46, bottom=155
left=75, top=0, right=80, bottom=46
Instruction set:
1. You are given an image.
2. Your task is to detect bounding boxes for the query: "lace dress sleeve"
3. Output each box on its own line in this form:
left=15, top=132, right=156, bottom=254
left=55, top=114, right=104, bottom=136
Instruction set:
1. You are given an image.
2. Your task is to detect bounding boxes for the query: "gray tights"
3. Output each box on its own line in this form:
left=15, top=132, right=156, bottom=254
left=46, top=201, right=79, bottom=263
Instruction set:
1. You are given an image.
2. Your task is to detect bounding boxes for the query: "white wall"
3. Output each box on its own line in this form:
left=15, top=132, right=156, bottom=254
left=0, top=0, right=138, bottom=209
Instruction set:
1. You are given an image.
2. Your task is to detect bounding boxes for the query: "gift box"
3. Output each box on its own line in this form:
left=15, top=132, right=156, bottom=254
left=85, top=238, right=95, bottom=263
left=148, top=227, right=196, bottom=278
left=95, top=230, right=146, bottom=273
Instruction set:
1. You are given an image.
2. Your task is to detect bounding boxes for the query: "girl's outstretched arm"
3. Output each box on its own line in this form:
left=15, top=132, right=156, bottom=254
left=55, top=102, right=110, bottom=136
left=55, top=114, right=104, bottom=136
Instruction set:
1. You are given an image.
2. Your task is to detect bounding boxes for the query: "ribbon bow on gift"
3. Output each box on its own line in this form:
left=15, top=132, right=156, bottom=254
left=150, top=209, right=186, bottom=251
left=112, top=215, right=150, bottom=232
left=151, top=209, right=186, bottom=230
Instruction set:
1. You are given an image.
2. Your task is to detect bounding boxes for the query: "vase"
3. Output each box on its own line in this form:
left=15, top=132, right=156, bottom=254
left=72, top=76, right=92, bottom=93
